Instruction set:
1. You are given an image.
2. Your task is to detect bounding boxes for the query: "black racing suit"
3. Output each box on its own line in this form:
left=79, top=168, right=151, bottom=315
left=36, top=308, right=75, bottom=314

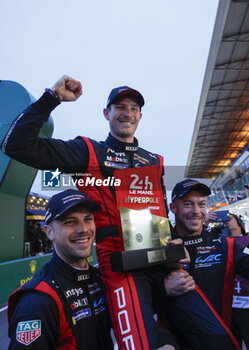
left=231, top=235, right=249, bottom=348
left=8, top=253, right=113, bottom=349
left=160, top=227, right=249, bottom=350
left=2, top=91, right=179, bottom=350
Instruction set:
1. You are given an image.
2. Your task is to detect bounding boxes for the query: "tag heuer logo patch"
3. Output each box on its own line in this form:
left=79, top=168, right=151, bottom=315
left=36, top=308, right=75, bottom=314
left=16, top=320, right=41, bottom=345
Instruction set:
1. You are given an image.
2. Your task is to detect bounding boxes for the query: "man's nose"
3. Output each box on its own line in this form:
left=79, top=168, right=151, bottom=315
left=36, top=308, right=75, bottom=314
left=192, top=204, right=200, bottom=214
left=123, top=107, right=133, bottom=116
left=78, top=221, right=88, bottom=232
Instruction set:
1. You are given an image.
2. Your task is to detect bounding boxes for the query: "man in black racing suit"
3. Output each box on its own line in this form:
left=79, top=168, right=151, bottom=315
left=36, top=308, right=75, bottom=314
left=8, top=189, right=114, bottom=349
left=161, top=179, right=249, bottom=349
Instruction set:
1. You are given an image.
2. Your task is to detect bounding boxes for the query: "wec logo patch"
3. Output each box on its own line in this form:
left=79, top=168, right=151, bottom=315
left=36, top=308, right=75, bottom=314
left=16, top=320, right=41, bottom=345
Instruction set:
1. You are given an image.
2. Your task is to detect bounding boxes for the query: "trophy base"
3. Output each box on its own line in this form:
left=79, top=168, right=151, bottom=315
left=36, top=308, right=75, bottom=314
left=110, top=244, right=185, bottom=272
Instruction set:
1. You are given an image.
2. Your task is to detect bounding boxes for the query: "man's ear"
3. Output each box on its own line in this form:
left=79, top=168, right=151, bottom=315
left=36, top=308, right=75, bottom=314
left=44, top=224, right=54, bottom=241
left=170, top=202, right=176, bottom=215
left=103, top=108, right=110, bottom=121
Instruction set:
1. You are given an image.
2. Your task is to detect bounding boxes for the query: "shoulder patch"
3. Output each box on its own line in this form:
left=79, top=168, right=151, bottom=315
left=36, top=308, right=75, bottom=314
left=16, top=320, right=41, bottom=345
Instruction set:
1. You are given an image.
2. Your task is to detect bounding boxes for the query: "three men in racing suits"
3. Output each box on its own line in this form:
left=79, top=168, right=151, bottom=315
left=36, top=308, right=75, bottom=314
left=2, top=76, right=240, bottom=349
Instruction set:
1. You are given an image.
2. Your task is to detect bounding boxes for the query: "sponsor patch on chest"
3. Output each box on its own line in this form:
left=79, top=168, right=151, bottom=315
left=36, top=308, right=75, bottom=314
left=133, top=154, right=150, bottom=164
left=197, top=245, right=217, bottom=254
left=106, top=155, right=128, bottom=164
left=195, top=253, right=222, bottom=268
left=72, top=308, right=92, bottom=324
left=104, top=161, right=129, bottom=169
left=93, top=295, right=106, bottom=315
left=88, top=282, right=102, bottom=294
left=184, top=237, right=203, bottom=246
left=65, top=287, right=84, bottom=299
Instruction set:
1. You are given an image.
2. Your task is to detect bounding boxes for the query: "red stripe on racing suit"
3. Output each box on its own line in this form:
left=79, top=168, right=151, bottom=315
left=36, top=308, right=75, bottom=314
left=76, top=136, right=166, bottom=350
left=222, top=237, right=235, bottom=326
left=8, top=282, right=77, bottom=349
left=195, top=284, right=240, bottom=350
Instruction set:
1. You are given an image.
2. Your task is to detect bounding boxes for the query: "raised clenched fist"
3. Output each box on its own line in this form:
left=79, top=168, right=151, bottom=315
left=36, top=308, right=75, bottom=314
left=52, top=75, right=83, bottom=102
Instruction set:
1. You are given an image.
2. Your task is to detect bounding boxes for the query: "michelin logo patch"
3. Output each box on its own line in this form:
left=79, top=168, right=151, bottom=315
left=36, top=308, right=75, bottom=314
left=72, top=308, right=92, bottom=324
left=104, top=161, right=128, bottom=169
left=16, top=320, right=41, bottom=345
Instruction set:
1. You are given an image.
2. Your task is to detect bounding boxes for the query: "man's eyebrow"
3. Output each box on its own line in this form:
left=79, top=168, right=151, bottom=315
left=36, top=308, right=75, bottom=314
left=115, top=102, right=139, bottom=107
left=61, top=214, right=76, bottom=221
left=181, top=199, right=207, bottom=206
left=60, top=213, right=94, bottom=221
left=85, top=213, right=94, bottom=217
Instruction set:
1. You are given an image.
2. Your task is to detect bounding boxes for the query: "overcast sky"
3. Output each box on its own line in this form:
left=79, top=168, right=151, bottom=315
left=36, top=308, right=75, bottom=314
left=1, top=0, right=219, bottom=193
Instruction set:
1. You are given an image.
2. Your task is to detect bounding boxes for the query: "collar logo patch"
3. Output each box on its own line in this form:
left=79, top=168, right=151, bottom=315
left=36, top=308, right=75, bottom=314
left=16, top=320, right=41, bottom=345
